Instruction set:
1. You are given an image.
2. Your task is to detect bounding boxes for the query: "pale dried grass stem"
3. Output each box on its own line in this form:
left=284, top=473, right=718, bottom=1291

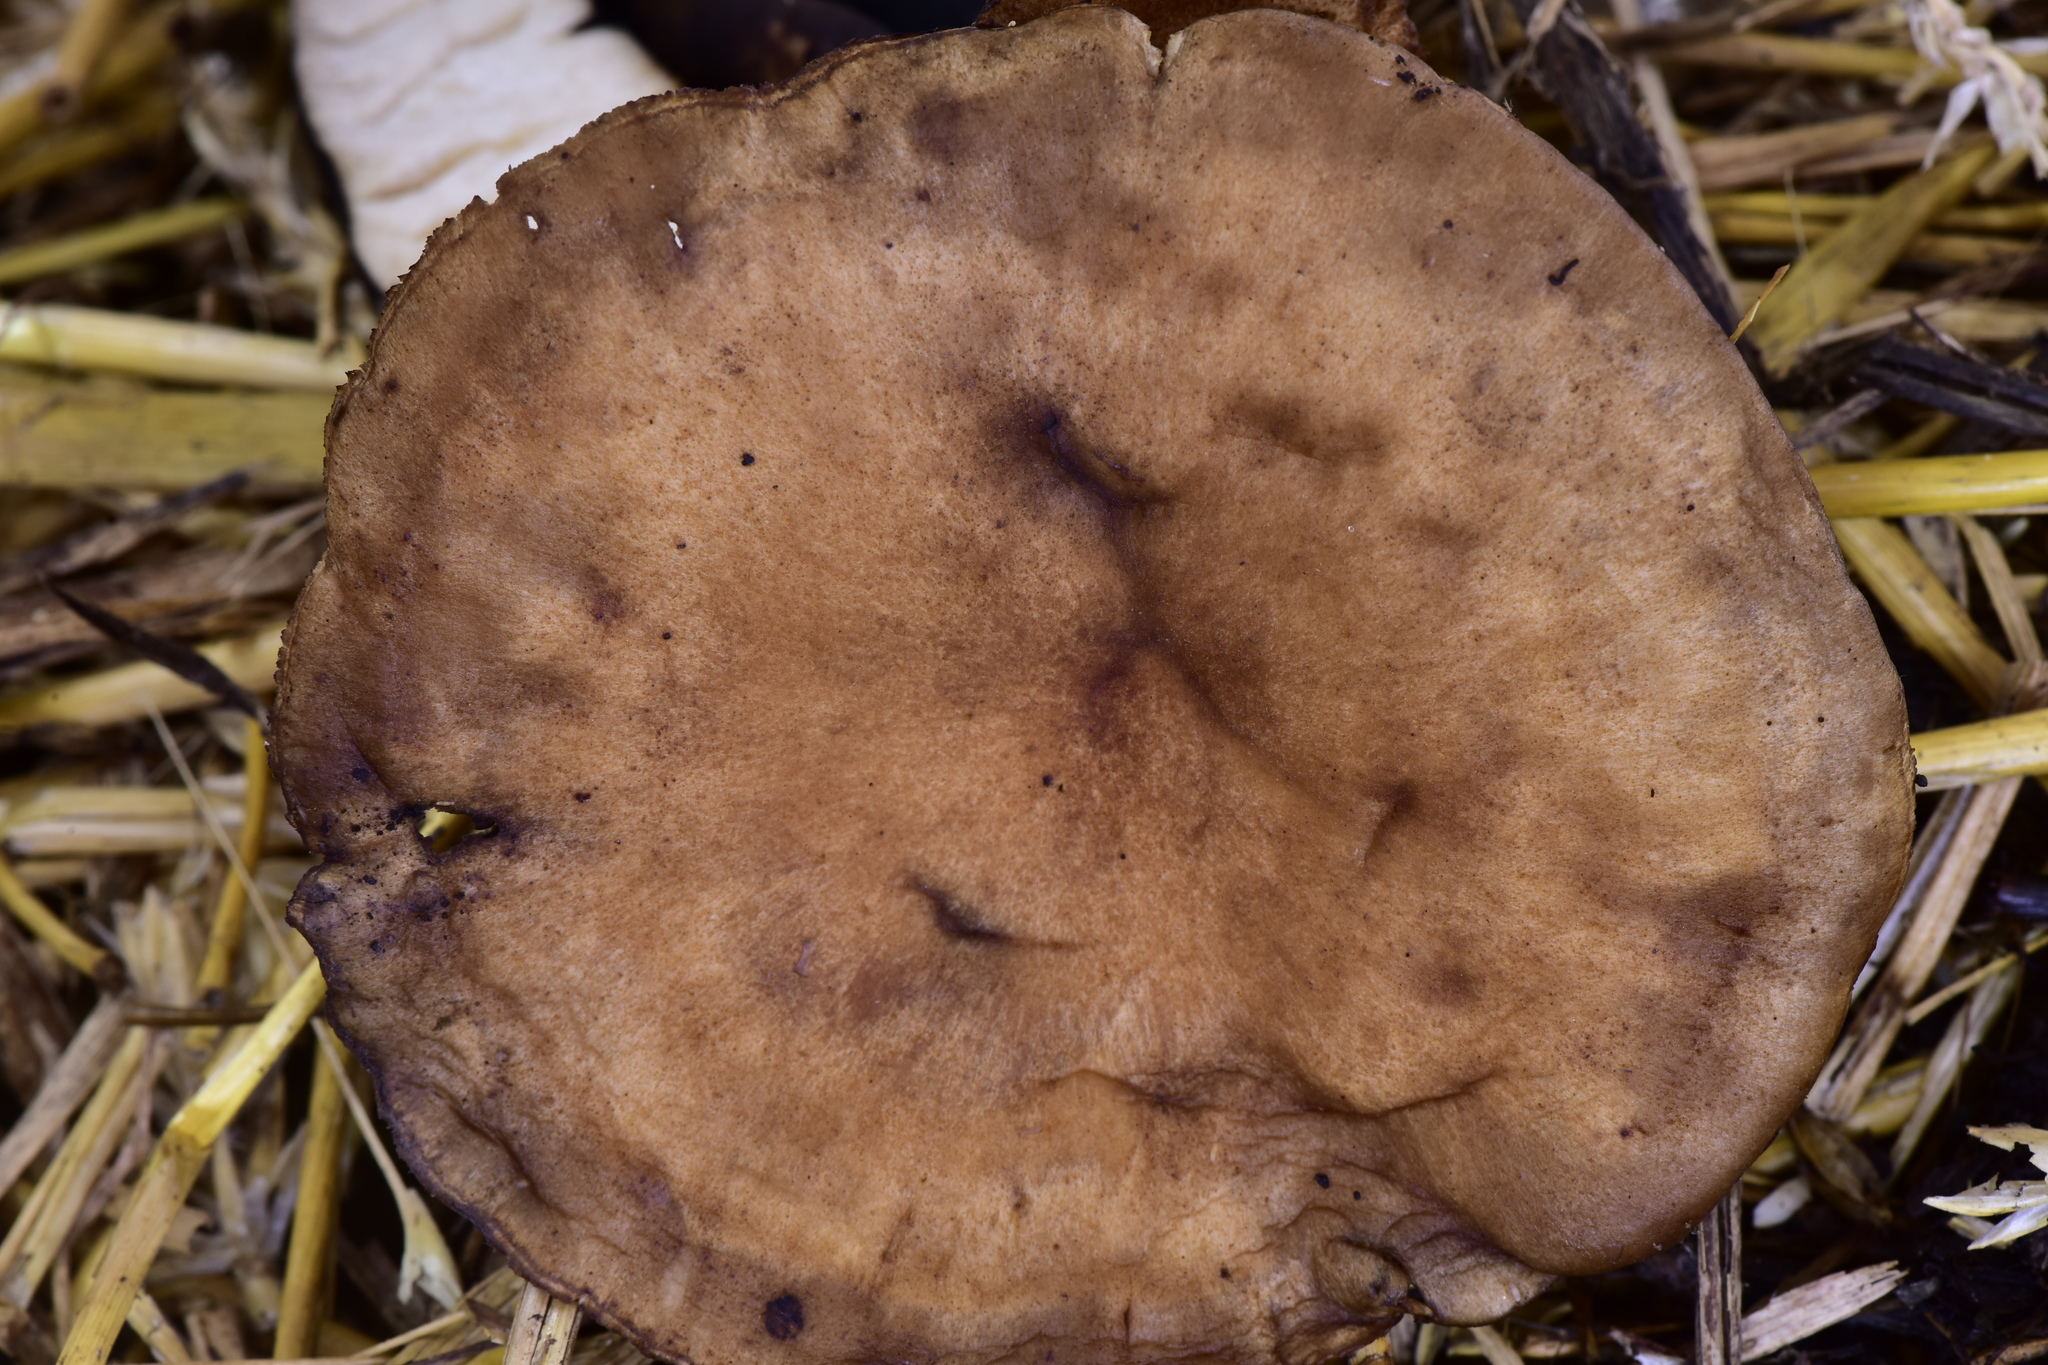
left=1808, top=775, right=2022, bottom=1119
left=40, top=0, right=126, bottom=122
left=53, top=958, right=324, bottom=1365
left=0, top=995, right=124, bottom=1195
left=503, top=1282, right=582, bottom=1365
left=274, top=1044, right=349, bottom=1359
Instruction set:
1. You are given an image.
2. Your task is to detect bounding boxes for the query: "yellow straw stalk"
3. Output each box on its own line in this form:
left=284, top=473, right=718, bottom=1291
left=1746, top=146, right=1994, bottom=375
left=0, top=303, right=354, bottom=390
left=0, top=621, right=283, bottom=730
left=1814, top=453, right=2048, bottom=518
left=55, top=959, right=326, bottom=1365
left=0, top=198, right=242, bottom=288
left=1832, top=518, right=2006, bottom=709
left=1914, top=709, right=2048, bottom=789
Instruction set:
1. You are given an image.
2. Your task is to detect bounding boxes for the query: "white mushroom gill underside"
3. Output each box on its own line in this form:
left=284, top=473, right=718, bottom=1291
left=293, top=0, right=674, bottom=286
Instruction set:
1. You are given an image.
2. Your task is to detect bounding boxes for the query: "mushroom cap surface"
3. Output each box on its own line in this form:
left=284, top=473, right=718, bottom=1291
left=977, top=0, right=1420, bottom=50
left=275, top=11, right=1914, bottom=1365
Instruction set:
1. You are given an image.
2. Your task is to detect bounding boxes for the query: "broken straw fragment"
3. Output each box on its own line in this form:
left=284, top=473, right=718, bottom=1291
left=0, top=198, right=243, bottom=289
left=0, top=849, right=116, bottom=980
left=1746, top=145, right=1994, bottom=375
left=1926, top=1126, right=2048, bottom=1248
left=313, top=1022, right=463, bottom=1309
left=53, top=959, right=325, bottom=1365
left=0, top=370, right=328, bottom=492
left=0, top=996, right=127, bottom=1194
left=1813, top=451, right=2048, bottom=517
left=1832, top=518, right=2005, bottom=708
left=1738, top=1263, right=1909, bottom=1360
left=1971, top=1124, right=2048, bottom=1149
left=1661, top=31, right=2048, bottom=82
left=0, top=303, right=353, bottom=389
left=0, top=622, right=284, bottom=730
left=1912, top=708, right=2048, bottom=787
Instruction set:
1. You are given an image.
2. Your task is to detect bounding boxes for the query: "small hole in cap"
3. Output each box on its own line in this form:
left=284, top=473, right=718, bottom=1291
left=763, top=1294, right=805, bottom=1340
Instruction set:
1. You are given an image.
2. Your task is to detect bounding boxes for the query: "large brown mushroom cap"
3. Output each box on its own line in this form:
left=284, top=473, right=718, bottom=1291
left=275, top=10, right=1914, bottom=1364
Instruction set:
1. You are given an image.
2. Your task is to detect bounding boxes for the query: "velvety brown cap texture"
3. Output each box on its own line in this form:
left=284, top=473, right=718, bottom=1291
left=976, top=0, right=1421, bottom=53
left=274, top=10, right=1915, bottom=1365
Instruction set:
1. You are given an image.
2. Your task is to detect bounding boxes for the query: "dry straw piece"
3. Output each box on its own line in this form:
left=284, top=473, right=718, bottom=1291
left=0, top=996, right=126, bottom=1194
left=0, top=850, right=117, bottom=980
left=1833, top=517, right=2007, bottom=708
left=1745, top=143, right=1994, bottom=374
left=1925, top=1127, right=2048, bottom=1248
left=1664, top=31, right=2048, bottom=80
left=0, top=620, right=283, bottom=729
left=0, top=197, right=242, bottom=289
left=0, top=370, right=328, bottom=490
left=1814, top=451, right=2048, bottom=517
left=55, top=959, right=325, bottom=1365
left=1735, top=1262, right=1911, bottom=1359
left=0, top=305, right=353, bottom=390
left=1912, top=709, right=2048, bottom=785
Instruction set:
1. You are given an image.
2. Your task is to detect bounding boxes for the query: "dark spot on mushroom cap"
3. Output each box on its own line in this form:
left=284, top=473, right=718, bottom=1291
left=918, top=882, right=1009, bottom=941
left=763, top=1295, right=804, bottom=1340
left=1315, top=1172, right=1331, bottom=1188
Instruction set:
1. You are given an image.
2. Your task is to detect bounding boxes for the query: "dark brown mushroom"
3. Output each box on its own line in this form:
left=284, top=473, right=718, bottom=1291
left=975, top=0, right=1420, bottom=51
left=274, top=10, right=1913, bottom=1365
